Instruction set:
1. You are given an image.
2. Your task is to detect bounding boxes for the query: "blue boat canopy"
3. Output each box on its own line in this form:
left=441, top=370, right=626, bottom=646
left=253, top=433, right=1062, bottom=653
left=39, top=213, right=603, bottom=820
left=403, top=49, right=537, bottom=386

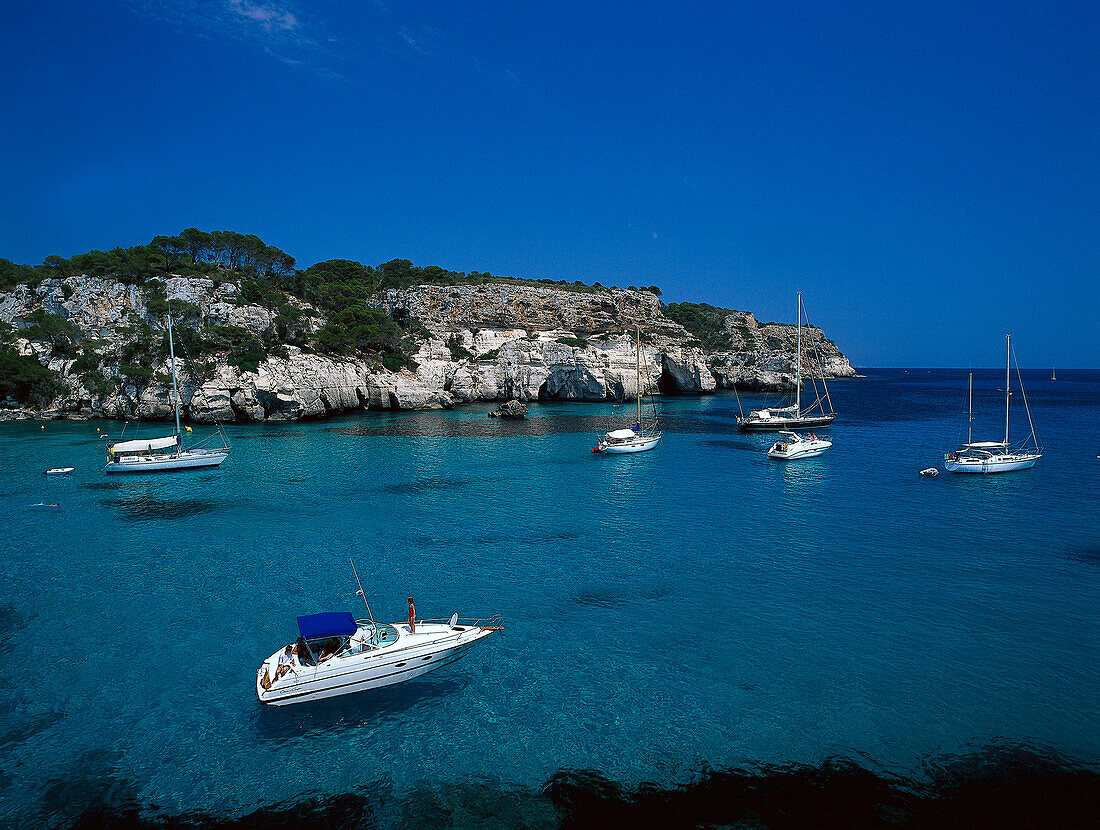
left=297, top=612, right=357, bottom=640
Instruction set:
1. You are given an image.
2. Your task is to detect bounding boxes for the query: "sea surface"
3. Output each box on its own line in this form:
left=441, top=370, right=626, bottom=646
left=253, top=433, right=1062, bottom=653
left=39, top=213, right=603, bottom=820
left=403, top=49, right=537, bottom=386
left=0, top=369, right=1097, bottom=827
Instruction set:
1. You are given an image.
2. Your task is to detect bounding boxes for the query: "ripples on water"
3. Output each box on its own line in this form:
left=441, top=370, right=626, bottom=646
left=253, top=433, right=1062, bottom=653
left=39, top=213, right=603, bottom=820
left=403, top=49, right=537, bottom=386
left=98, top=495, right=219, bottom=521
left=1, top=371, right=1098, bottom=827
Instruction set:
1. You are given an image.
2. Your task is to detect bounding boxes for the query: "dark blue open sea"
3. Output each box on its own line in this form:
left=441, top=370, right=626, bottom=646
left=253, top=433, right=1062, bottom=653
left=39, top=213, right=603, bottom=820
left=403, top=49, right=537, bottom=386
left=1, top=369, right=1097, bottom=828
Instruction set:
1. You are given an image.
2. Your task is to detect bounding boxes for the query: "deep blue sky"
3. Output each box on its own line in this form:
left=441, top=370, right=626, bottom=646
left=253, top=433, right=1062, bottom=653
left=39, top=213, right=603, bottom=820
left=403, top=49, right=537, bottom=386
left=1, top=1, right=1096, bottom=367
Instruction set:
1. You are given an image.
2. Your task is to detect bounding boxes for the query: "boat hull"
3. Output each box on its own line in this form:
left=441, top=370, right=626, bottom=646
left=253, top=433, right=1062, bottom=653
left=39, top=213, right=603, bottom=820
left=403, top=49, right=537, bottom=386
left=597, top=436, right=661, bottom=454
left=739, top=414, right=836, bottom=433
left=257, top=624, right=495, bottom=706
left=944, top=454, right=1041, bottom=474
left=768, top=440, right=832, bottom=460
left=105, top=449, right=229, bottom=473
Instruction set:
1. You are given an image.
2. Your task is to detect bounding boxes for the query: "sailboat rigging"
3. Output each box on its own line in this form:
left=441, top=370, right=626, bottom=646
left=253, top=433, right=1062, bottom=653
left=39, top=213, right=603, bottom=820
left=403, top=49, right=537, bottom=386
left=738, top=292, right=837, bottom=432
left=592, top=330, right=662, bottom=454
left=103, top=310, right=230, bottom=472
left=943, top=333, right=1041, bottom=474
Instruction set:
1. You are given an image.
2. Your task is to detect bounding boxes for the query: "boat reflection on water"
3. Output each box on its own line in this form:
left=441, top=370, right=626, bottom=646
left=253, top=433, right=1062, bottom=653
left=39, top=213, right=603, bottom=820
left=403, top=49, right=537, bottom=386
left=252, top=675, right=471, bottom=743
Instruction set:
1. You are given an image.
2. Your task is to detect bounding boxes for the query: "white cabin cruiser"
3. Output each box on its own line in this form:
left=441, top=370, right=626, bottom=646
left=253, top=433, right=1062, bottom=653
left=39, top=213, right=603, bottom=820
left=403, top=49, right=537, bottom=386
left=767, top=430, right=832, bottom=460
left=257, top=611, right=502, bottom=706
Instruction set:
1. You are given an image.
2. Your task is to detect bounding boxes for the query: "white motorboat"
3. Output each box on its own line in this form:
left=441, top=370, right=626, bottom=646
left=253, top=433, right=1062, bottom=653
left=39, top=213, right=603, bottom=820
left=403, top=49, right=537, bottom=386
left=44, top=467, right=74, bottom=475
left=104, top=310, right=230, bottom=473
left=593, top=329, right=661, bottom=454
left=739, top=292, right=837, bottom=432
left=257, top=611, right=502, bottom=706
left=919, top=467, right=939, bottom=478
left=944, top=335, right=1041, bottom=474
left=767, top=430, right=831, bottom=460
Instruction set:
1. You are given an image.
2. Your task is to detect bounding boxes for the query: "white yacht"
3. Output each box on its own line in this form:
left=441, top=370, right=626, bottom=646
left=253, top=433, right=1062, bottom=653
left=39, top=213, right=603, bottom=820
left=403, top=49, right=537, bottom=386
left=594, top=330, right=661, bottom=454
left=944, top=334, right=1041, bottom=474
left=767, top=430, right=832, bottom=460
left=738, top=292, right=837, bottom=432
left=104, top=310, right=229, bottom=472
left=257, top=611, right=502, bottom=706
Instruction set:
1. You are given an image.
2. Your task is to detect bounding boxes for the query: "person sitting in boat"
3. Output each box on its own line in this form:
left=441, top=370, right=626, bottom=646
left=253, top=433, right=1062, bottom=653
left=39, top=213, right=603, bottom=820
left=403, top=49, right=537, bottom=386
left=275, top=644, right=295, bottom=679
left=313, top=638, right=339, bottom=663
left=807, top=432, right=817, bottom=440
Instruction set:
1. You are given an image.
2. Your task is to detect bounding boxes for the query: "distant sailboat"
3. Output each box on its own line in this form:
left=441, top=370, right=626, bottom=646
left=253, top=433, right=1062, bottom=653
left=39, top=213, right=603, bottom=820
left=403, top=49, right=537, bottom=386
left=1051, top=367, right=1056, bottom=381
left=943, top=334, right=1041, bottom=474
left=592, top=330, right=661, bottom=454
left=738, top=292, right=836, bottom=432
left=104, top=311, right=230, bottom=473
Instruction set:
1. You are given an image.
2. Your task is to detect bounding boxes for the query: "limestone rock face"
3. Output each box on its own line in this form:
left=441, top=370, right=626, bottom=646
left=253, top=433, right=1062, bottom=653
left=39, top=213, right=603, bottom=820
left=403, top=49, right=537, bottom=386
left=376, top=284, right=684, bottom=340
left=0, top=273, right=856, bottom=420
left=660, top=347, right=718, bottom=395
left=708, top=310, right=857, bottom=391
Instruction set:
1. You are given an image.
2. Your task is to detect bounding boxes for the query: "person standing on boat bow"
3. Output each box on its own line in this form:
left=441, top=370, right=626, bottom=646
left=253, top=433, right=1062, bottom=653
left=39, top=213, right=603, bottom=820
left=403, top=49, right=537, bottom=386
left=408, top=596, right=417, bottom=634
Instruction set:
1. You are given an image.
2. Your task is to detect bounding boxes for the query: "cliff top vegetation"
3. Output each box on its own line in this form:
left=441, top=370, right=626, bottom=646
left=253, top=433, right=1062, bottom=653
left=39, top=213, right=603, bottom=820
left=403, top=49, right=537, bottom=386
left=0, top=230, right=669, bottom=394
left=0, top=229, right=662, bottom=300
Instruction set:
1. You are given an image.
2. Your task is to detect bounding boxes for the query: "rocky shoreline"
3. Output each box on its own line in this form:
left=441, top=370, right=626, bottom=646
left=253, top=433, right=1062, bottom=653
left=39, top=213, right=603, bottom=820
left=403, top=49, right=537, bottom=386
left=0, top=275, right=858, bottom=422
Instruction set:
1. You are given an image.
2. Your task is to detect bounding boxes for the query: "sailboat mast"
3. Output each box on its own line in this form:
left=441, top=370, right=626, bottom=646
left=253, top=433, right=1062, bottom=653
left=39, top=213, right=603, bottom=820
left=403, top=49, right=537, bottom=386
left=168, top=310, right=182, bottom=443
left=636, top=328, right=642, bottom=428
left=1004, top=333, right=1010, bottom=446
left=967, top=372, right=973, bottom=445
left=795, top=292, right=802, bottom=414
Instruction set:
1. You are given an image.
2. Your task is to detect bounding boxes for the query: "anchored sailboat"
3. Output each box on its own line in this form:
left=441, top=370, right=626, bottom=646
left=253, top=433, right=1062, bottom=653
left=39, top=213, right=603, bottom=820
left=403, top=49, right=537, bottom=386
left=943, top=334, right=1041, bottom=474
left=104, top=311, right=230, bottom=473
left=738, top=292, right=837, bottom=432
left=592, top=330, right=662, bottom=454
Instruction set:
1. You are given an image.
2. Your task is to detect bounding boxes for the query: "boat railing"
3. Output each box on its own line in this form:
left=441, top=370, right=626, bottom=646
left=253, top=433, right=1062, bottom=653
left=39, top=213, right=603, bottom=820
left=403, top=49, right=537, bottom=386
left=420, top=613, right=505, bottom=631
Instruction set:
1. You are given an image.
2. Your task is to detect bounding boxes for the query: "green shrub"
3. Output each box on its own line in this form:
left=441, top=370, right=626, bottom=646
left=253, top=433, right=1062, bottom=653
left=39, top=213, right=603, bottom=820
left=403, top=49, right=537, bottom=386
left=446, top=334, right=475, bottom=360
left=0, top=258, right=42, bottom=292
left=70, top=346, right=102, bottom=376
left=556, top=336, right=588, bottom=349
left=21, top=310, right=83, bottom=356
left=144, top=280, right=169, bottom=317
left=0, top=343, right=61, bottom=405
left=120, top=363, right=154, bottom=385
left=315, top=304, right=401, bottom=355
left=664, top=302, right=735, bottom=350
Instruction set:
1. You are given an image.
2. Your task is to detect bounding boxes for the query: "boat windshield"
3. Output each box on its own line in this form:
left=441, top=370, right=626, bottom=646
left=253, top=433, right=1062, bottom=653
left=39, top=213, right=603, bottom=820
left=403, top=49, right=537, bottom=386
left=369, top=622, right=400, bottom=647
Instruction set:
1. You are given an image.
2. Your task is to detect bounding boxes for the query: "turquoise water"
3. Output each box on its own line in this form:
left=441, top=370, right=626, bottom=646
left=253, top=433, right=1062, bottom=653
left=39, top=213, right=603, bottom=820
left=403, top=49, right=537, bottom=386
left=0, top=369, right=1097, bottom=825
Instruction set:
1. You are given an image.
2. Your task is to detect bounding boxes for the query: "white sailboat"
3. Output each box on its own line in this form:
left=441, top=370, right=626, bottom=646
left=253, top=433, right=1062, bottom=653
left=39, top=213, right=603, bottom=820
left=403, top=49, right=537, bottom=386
left=944, top=334, right=1041, bottom=474
left=738, top=292, right=837, bottom=432
left=592, top=331, right=662, bottom=454
left=104, top=311, right=230, bottom=473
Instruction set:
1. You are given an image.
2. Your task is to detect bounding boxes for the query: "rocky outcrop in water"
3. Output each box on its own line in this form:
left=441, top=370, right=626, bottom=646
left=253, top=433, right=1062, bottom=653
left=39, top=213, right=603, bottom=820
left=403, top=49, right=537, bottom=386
left=488, top=400, right=529, bottom=418
left=0, top=275, right=856, bottom=421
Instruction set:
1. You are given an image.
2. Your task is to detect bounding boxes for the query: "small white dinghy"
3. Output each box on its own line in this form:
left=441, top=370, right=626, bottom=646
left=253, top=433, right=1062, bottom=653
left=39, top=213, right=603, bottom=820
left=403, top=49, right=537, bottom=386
left=919, top=468, right=939, bottom=478
left=767, top=430, right=831, bottom=460
left=44, top=467, right=75, bottom=475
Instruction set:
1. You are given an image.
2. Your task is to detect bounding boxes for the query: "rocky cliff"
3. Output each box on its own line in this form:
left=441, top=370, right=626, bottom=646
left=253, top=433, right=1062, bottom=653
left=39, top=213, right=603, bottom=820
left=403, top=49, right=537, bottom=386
left=0, top=275, right=857, bottom=421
